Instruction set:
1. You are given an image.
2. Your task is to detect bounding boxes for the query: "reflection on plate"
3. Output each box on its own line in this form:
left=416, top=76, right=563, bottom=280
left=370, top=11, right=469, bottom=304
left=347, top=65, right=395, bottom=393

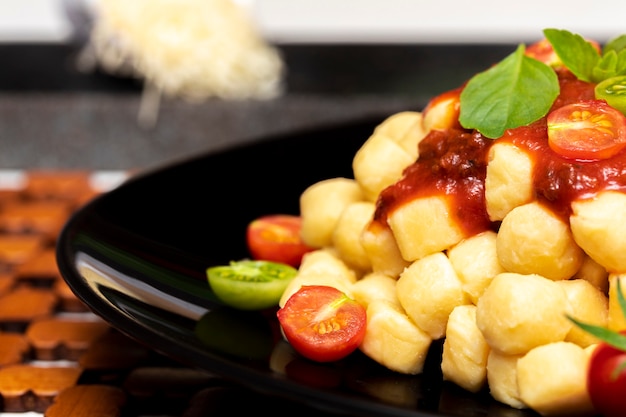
left=56, top=118, right=538, bottom=417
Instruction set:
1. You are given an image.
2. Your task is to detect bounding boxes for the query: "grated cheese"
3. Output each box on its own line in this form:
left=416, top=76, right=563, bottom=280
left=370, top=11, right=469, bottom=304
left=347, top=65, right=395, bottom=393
left=85, top=0, right=285, bottom=126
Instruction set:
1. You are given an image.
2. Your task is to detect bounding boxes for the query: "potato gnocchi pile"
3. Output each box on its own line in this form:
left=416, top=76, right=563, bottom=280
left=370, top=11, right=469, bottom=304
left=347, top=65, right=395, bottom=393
left=280, top=41, right=626, bottom=415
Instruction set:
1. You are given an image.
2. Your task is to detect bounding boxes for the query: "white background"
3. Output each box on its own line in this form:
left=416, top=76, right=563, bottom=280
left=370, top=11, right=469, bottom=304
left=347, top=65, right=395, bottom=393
left=0, top=0, right=625, bottom=44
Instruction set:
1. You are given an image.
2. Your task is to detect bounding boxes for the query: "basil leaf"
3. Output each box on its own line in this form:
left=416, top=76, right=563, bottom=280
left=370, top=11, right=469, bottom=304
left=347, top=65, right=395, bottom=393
left=459, top=44, right=559, bottom=139
left=567, top=279, right=626, bottom=352
left=616, top=49, right=626, bottom=76
left=568, top=315, right=626, bottom=351
left=618, top=278, right=626, bottom=320
left=592, top=49, right=626, bottom=82
left=593, top=50, right=619, bottom=81
left=544, top=28, right=600, bottom=82
left=605, top=34, right=626, bottom=55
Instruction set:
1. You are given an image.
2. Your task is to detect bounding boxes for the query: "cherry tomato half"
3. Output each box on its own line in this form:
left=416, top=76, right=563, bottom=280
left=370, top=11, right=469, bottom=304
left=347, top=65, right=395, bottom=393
left=547, top=100, right=626, bottom=160
left=206, top=260, right=297, bottom=310
left=587, top=335, right=626, bottom=417
left=525, top=38, right=561, bottom=67
left=246, top=215, right=315, bottom=268
left=595, top=75, right=626, bottom=116
left=277, top=285, right=367, bottom=363
left=525, top=38, right=600, bottom=68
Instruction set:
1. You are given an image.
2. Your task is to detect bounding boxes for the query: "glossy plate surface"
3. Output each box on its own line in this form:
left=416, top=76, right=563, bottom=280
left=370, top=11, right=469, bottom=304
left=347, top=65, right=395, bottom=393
left=57, top=118, right=537, bottom=417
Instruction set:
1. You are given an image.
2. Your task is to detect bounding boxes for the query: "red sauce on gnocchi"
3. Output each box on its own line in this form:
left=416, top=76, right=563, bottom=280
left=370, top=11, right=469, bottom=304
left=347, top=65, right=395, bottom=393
left=373, top=69, right=626, bottom=235
left=373, top=129, right=491, bottom=236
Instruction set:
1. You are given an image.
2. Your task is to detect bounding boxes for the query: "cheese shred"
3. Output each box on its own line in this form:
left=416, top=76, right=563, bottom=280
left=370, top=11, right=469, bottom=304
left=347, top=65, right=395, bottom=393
left=84, top=0, right=285, bottom=126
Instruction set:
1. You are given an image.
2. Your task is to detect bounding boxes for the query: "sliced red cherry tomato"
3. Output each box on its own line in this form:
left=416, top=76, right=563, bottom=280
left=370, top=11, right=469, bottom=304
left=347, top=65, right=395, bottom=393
left=587, top=334, right=626, bottom=417
left=246, top=215, right=315, bottom=268
left=206, top=260, right=297, bottom=310
left=525, top=38, right=561, bottom=67
left=547, top=100, right=626, bottom=160
left=525, top=37, right=600, bottom=68
left=277, top=285, right=367, bottom=363
left=595, top=75, right=626, bottom=116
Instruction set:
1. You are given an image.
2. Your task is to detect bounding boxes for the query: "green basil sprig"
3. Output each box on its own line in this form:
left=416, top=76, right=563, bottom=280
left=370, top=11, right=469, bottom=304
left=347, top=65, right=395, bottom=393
left=459, top=28, right=626, bottom=139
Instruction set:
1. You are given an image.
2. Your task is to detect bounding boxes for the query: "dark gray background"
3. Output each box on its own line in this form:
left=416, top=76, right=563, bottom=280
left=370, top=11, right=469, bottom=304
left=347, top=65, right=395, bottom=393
left=0, top=43, right=515, bottom=172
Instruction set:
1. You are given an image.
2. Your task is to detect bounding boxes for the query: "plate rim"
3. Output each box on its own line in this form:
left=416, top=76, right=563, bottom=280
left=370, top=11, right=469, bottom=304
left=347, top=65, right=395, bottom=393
left=55, top=118, right=532, bottom=417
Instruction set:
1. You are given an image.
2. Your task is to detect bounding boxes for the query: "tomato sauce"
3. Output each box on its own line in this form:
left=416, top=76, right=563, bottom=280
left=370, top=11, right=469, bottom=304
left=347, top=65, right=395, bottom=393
left=506, top=120, right=626, bottom=220
left=373, top=70, right=626, bottom=236
left=373, top=129, right=492, bottom=236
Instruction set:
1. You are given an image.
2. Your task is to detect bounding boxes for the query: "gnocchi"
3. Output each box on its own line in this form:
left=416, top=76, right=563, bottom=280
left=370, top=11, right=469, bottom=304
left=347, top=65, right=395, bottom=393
left=285, top=33, right=626, bottom=417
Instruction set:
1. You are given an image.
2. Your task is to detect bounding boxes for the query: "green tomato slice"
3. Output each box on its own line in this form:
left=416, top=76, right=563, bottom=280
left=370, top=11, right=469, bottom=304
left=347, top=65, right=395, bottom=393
left=206, top=260, right=297, bottom=310
left=595, top=75, right=626, bottom=115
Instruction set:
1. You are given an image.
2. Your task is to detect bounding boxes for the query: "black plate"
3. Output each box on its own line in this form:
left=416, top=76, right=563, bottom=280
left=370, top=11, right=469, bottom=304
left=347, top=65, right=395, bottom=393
left=56, top=117, right=538, bottom=417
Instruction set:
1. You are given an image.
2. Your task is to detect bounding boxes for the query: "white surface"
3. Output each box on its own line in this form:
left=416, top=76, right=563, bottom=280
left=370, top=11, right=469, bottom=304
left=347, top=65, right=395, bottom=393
left=1, top=0, right=626, bottom=44
left=0, top=0, right=72, bottom=42
left=253, top=0, right=626, bottom=44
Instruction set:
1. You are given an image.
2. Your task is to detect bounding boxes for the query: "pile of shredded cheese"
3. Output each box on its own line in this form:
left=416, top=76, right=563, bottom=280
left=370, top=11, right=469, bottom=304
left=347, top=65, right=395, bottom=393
left=85, top=0, right=284, bottom=126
